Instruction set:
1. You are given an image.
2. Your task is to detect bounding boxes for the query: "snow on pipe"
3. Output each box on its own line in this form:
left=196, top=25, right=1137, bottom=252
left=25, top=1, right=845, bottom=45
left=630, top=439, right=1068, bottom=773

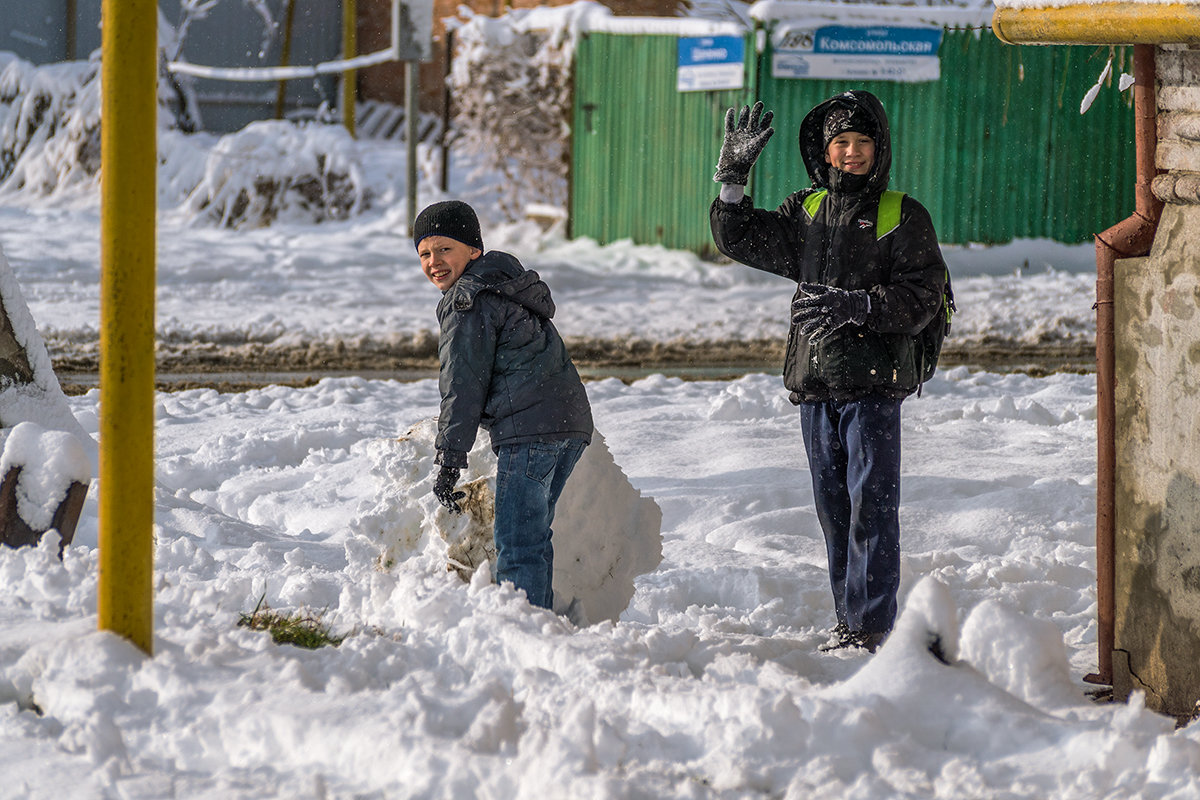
left=167, top=0, right=401, bottom=82
left=992, top=3, right=1200, bottom=45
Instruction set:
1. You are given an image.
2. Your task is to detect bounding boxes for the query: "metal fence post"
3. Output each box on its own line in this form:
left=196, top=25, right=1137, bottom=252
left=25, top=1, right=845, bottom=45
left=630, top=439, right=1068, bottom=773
left=98, top=0, right=157, bottom=656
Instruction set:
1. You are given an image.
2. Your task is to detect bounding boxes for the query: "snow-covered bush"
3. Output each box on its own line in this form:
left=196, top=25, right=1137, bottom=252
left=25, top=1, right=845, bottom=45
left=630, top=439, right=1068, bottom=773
left=0, top=41, right=196, bottom=199
left=0, top=54, right=369, bottom=226
left=0, top=6, right=202, bottom=198
left=183, top=120, right=369, bottom=228
left=0, top=7, right=369, bottom=227
left=0, top=55, right=102, bottom=197
left=448, top=4, right=606, bottom=222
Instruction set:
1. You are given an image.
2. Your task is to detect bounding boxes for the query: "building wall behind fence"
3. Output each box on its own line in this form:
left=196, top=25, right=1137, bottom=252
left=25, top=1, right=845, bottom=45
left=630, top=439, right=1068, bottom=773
left=159, top=0, right=342, bottom=133
left=1, top=0, right=340, bottom=133
left=570, top=28, right=1137, bottom=250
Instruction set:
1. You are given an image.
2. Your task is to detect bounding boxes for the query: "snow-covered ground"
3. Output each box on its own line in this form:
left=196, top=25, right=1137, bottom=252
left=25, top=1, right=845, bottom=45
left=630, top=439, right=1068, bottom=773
left=7, top=35, right=1200, bottom=800
left=0, top=200, right=1099, bottom=364
left=7, top=365, right=1145, bottom=800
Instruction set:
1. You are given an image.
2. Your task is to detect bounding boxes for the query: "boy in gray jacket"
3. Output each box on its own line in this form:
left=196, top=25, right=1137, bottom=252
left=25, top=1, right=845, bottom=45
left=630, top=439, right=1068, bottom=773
left=416, top=200, right=592, bottom=610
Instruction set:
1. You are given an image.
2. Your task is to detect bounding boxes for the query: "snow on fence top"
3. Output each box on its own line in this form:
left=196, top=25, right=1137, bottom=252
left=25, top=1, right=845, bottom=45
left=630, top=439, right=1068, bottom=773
left=578, top=14, right=747, bottom=36
left=518, top=0, right=995, bottom=36
left=449, top=1, right=744, bottom=37
left=748, top=1, right=995, bottom=30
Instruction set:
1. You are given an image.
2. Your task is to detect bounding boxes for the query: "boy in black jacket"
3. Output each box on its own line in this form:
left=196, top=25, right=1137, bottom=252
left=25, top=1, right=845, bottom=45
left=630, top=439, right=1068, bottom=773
left=416, top=200, right=592, bottom=610
left=710, top=91, right=946, bottom=652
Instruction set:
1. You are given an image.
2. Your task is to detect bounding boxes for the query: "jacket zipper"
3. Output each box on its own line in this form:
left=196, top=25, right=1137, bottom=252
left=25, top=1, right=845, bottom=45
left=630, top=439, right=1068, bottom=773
left=811, top=193, right=840, bottom=371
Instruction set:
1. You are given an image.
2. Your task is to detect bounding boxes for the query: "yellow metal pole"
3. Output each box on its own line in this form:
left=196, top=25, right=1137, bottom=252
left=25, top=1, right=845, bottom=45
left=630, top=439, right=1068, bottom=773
left=274, top=0, right=298, bottom=120
left=341, top=0, right=357, bottom=137
left=98, top=0, right=157, bottom=656
left=993, top=3, right=1200, bottom=45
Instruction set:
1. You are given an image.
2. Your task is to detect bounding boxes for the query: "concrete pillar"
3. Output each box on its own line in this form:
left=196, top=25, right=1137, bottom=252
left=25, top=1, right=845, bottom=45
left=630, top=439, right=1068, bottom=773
left=1112, top=203, right=1200, bottom=718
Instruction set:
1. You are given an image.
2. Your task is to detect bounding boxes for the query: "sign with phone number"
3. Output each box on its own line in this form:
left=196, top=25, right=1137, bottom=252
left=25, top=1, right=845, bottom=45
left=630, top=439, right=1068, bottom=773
left=677, top=36, right=745, bottom=92
left=771, top=25, right=943, bottom=83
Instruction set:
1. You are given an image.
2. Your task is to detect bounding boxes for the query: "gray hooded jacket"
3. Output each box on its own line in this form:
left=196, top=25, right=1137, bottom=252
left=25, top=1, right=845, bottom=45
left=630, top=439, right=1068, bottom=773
left=435, top=251, right=592, bottom=468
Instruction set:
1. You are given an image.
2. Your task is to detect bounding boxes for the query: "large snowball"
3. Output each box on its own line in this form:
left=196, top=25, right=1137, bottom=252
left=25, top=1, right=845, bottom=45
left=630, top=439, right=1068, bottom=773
left=350, top=419, right=662, bottom=623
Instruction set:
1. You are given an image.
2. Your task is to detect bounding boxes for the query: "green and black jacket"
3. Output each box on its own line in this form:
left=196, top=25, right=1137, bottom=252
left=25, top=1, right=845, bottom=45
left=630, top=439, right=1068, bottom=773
left=711, top=90, right=946, bottom=403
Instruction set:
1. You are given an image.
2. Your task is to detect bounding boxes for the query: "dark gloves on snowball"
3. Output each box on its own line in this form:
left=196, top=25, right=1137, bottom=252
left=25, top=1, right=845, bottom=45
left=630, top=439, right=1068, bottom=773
left=791, top=283, right=870, bottom=343
left=433, top=466, right=466, bottom=514
left=713, top=101, right=774, bottom=185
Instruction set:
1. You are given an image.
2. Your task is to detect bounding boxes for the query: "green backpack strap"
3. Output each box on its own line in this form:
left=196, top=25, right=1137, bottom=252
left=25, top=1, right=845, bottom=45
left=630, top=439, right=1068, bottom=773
left=876, top=190, right=905, bottom=238
left=802, top=189, right=905, bottom=239
left=802, top=189, right=827, bottom=220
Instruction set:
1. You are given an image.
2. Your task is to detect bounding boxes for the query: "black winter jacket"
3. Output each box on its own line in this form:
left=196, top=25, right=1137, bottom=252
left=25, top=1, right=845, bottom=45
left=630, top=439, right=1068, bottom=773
left=435, top=251, right=592, bottom=468
left=711, top=90, right=946, bottom=402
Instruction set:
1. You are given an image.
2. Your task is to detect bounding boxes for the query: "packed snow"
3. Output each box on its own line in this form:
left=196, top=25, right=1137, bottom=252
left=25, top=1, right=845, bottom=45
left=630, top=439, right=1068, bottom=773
left=5, top=23, right=1200, bottom=800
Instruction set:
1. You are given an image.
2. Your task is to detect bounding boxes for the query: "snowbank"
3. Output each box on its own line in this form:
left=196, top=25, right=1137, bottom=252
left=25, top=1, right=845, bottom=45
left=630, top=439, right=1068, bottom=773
left=350, top=419, right=663, bottom=623
left=0, top=52, right=374, bottom=228
left=183, top=120, right=370, bottom=229
left=0, top=243, right=92, bottom=451
left=0, top=56, right=101, bottom=198
left=0, top=421, right=90, bottom=532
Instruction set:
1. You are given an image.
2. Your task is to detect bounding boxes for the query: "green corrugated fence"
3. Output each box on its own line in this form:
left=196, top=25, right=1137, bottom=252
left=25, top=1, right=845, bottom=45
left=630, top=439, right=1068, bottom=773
left=570, top=31, right=752, bottom=253
left=570, top=28, right=1135, bottom=252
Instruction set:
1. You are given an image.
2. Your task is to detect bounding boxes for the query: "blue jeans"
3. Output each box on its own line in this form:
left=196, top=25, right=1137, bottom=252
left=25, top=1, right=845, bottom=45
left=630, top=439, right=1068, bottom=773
left=493, top=438, right=587, bottom=609
left=800, top=396, right=903, bottom=635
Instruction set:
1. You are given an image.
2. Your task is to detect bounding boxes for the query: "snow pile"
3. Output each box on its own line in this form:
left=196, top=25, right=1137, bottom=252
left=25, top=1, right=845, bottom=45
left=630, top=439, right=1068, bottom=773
left=0, top=241, right=93, bottom=546
left=0, top=242, right=92, bottom=451
left=804, top=576, right=1176, bottom=799
left=183, top=120, right=370, bottom=228
left=0, top=421, right=90, bottom=532
left=0, top=55, right=101, bottom=198
left=350, top=419, right=662, bottom=623
left=0, top=52, right=370, bottom=227
left=960, top=597, right=1083, bottom=710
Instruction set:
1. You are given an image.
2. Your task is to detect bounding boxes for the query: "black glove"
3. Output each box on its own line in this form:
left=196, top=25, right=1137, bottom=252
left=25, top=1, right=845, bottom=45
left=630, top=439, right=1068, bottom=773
left=791, top=283, right=870, bottom=343
left=713, top=101, right=774, bottom=185
left=433, top=466, right=465, bottom=514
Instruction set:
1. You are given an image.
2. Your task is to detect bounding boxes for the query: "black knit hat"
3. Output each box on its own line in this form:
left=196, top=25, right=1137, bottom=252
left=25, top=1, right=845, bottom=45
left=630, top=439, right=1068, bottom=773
left=822, top=103, right=877, bottom=148
left=412, top=200, right=484, bottom=251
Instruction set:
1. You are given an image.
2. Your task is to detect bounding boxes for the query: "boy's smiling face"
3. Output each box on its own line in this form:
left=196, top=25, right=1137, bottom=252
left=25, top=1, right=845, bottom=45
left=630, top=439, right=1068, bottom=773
left=419, top=235, right=482, bottom=291
left=825, top=131, right=875, bottom=176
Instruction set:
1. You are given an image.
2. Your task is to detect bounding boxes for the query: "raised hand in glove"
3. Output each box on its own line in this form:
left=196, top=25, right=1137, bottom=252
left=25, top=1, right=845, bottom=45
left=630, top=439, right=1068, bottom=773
left=791, top=282, right=870, bottom=343
left=713, top=101, right=775, bottom=186
left=433, top=466, right=466, bottom=514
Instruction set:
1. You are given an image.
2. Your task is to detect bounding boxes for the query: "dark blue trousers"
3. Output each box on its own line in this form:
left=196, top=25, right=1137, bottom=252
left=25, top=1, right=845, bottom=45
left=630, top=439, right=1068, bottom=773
left=800, top=395, right=903, bottom=635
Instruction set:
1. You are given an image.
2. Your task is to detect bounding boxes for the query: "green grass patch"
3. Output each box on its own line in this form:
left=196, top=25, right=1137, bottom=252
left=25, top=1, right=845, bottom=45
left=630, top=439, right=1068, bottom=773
left=238, top=595, right=345, bottom=650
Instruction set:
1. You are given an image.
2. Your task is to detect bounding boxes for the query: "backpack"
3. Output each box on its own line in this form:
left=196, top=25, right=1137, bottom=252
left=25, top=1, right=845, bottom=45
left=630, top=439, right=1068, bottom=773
left=802, top=189, right=955, bottom=393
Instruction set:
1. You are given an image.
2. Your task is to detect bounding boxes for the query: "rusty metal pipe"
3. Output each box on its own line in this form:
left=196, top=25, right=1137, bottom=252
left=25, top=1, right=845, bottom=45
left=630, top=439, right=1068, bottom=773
left=1087, top=43, right=1162, bottom=686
